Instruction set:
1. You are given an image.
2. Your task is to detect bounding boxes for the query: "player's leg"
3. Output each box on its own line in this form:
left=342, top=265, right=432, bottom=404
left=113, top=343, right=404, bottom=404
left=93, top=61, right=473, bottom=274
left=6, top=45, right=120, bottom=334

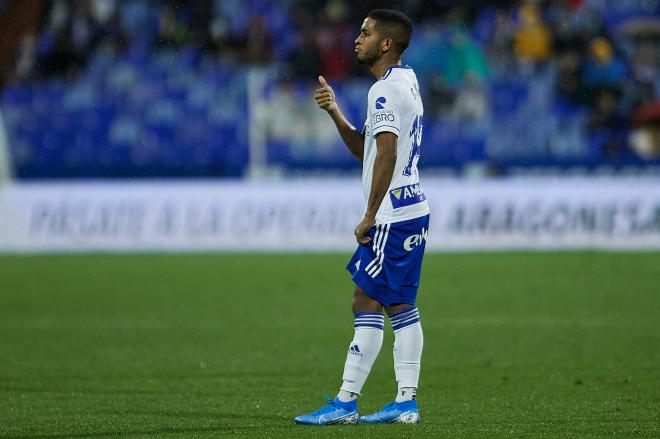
left=338, top=287, right=384, bottom=401
left=294, top=287, right=384, bottom=425
left=360, top=214, right=428, bottom=424
left=387, top=302, right=423, bottom=404
left=360, top=303, right=422, bottom=424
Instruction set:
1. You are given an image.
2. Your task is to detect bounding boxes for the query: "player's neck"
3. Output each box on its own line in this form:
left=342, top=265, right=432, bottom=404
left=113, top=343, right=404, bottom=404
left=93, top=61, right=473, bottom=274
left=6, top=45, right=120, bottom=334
left=370, top=57, right=401, bottom=80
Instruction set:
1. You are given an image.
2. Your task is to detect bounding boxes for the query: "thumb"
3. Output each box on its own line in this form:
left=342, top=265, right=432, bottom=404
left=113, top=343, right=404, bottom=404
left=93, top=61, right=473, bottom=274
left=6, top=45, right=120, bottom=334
left=318, top=75, right=328, bottom=87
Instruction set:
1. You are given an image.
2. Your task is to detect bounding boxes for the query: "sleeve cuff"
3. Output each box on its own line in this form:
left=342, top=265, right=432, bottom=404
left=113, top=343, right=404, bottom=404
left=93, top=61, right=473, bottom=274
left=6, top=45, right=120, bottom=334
left=372, top=125, right=400, bottom=136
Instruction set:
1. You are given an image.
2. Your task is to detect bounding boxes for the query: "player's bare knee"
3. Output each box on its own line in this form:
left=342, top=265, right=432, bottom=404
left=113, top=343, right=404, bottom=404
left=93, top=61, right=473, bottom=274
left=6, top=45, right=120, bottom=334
left=352, top=287, right=382, bottom=313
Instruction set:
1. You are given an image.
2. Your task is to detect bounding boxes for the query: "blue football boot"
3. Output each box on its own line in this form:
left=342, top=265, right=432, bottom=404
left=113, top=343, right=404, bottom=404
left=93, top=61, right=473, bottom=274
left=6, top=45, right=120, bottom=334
left=294, top=395, right=359, bottom=425
left=360, top=400, right=419, bottom=424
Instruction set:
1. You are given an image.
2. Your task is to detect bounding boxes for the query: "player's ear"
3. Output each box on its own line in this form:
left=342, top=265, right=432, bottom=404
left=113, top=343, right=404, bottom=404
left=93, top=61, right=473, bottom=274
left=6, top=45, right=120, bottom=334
left=381, top=37, right=393, bottom=54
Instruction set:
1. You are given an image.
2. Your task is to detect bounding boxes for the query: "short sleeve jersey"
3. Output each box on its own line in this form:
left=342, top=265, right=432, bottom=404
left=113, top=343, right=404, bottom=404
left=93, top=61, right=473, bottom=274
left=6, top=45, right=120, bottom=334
left=362, top=65, right=430, bottom=224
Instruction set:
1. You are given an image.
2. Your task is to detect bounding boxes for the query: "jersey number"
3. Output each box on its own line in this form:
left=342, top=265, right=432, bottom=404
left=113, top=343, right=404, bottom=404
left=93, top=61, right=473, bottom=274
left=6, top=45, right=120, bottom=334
left=403, top=115, right=422, bottom=176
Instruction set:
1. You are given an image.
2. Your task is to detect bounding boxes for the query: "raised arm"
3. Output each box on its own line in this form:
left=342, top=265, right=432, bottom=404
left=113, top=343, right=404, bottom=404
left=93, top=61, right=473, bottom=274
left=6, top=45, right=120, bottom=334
left=314, top=76, right=364, bottom=162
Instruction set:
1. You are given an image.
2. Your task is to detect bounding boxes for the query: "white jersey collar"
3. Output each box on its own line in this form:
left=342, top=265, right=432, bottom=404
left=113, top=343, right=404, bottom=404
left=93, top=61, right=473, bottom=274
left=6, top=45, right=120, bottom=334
left=379, top=65, right=413, bottom=81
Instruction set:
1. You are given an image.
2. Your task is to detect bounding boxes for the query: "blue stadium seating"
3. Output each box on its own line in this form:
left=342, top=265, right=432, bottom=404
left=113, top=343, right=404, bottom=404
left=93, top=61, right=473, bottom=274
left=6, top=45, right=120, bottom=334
left=1, top=0, right=658, bottom=178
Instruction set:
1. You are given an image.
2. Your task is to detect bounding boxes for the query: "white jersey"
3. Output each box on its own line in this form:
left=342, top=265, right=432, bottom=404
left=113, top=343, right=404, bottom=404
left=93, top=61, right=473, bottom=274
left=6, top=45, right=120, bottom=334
left=361, top=65, right=430, bottom=224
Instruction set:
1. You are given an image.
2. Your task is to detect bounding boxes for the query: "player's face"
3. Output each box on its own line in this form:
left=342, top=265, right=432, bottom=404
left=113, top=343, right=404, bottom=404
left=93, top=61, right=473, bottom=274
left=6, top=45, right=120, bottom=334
left=355, top=17, right=382, bottom=65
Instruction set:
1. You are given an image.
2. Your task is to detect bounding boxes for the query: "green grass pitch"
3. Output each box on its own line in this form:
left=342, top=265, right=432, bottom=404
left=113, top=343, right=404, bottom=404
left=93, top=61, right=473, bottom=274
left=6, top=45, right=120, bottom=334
left=1, top=252, right=659, bottom=438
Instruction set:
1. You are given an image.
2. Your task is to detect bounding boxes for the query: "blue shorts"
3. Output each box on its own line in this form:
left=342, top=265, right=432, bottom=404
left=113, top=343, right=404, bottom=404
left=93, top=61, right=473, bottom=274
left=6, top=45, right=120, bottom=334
left=346, top=214, right=429, bottom=307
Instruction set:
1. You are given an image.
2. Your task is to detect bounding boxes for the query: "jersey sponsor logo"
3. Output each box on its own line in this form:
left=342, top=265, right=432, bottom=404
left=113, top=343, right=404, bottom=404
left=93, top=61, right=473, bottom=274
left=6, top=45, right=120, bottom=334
left=373, top=112, right=395, bottom=124
left=403, top=227, right=428, bottom=251
left=389, top=183, right=426, bottom=209
left=373, top=97, right=396, bottom=126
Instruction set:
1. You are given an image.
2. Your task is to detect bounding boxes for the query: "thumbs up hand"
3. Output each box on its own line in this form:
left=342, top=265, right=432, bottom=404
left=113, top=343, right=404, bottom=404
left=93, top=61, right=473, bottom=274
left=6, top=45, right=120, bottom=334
left=314, top=75, right=337, bottom=113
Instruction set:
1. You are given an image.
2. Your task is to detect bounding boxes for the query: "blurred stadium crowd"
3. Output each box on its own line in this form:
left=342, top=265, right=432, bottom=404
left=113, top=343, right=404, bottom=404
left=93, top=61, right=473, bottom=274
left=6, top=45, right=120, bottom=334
left=0, top=0, right=659, bottom=178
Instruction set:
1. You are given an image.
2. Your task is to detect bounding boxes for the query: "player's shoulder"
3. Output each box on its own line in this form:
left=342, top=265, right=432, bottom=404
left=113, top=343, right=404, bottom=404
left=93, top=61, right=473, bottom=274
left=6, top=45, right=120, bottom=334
left=379, top=65, right=415, bottom=82
left=369, top=66, right=414, bottom=94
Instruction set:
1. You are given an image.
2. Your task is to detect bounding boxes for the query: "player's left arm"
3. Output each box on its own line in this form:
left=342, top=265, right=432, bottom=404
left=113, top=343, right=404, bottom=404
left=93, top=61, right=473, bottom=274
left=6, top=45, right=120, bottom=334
left=354, top=132, right=397, bottom=244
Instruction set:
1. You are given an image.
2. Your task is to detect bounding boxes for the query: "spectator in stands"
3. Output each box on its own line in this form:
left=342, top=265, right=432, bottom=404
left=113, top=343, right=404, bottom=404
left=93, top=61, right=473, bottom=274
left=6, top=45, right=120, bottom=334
left=287, top=7, right=321, bottom=80
left=425, top=72, right=456, bottom=117
left=316, top=0, right=354, bottom=81
left=587, top=89, right=629, bottom=157
left=451, top=72, right=488, bottom=122
left=556, top=49, right=588, bottom=105
left=485, top=8, right=516, bottom=77
left=206, top=14, right=240, bottom=61
left=239, top=14, right=274, bottom=64
left=549, top=0, right=600, bottom=55
left=156, top=5, right=187, bottom=48
left=630, top=105, right=660, bottom=160
left=35, top=1, right=92, bottom=79
left=404, top=21, right=447, bottom=82
left=12, top=33, right=37, bottom=82
left=513, top=2, right=552, bottom=66
left=67, top=2, right=98, bottom=55
left=443, top=25, right=489, bottom=87
left=86, top=0, right=124, bottom=54
left=582, top=37, right=626, bottom=92
left=288, top=29, right=321, bottom=80
left=185, top=0, right=213, bottom=47
left=630, top=41, right=658, bottom=106
left=38, top=33, right=87, bottom=80
left=3, top=0, right=660, bottom=179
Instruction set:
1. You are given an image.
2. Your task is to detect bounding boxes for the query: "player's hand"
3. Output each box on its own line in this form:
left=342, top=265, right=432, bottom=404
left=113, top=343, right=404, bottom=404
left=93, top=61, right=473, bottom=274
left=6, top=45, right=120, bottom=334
left=354, top=215, right=376, bottom=244
left=315, top=75, right=337, bottom=113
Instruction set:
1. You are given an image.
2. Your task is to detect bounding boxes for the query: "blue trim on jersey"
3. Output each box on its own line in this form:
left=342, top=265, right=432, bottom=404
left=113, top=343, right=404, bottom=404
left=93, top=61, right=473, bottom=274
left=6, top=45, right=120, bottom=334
left=379, top=65, right=413, bottom=81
